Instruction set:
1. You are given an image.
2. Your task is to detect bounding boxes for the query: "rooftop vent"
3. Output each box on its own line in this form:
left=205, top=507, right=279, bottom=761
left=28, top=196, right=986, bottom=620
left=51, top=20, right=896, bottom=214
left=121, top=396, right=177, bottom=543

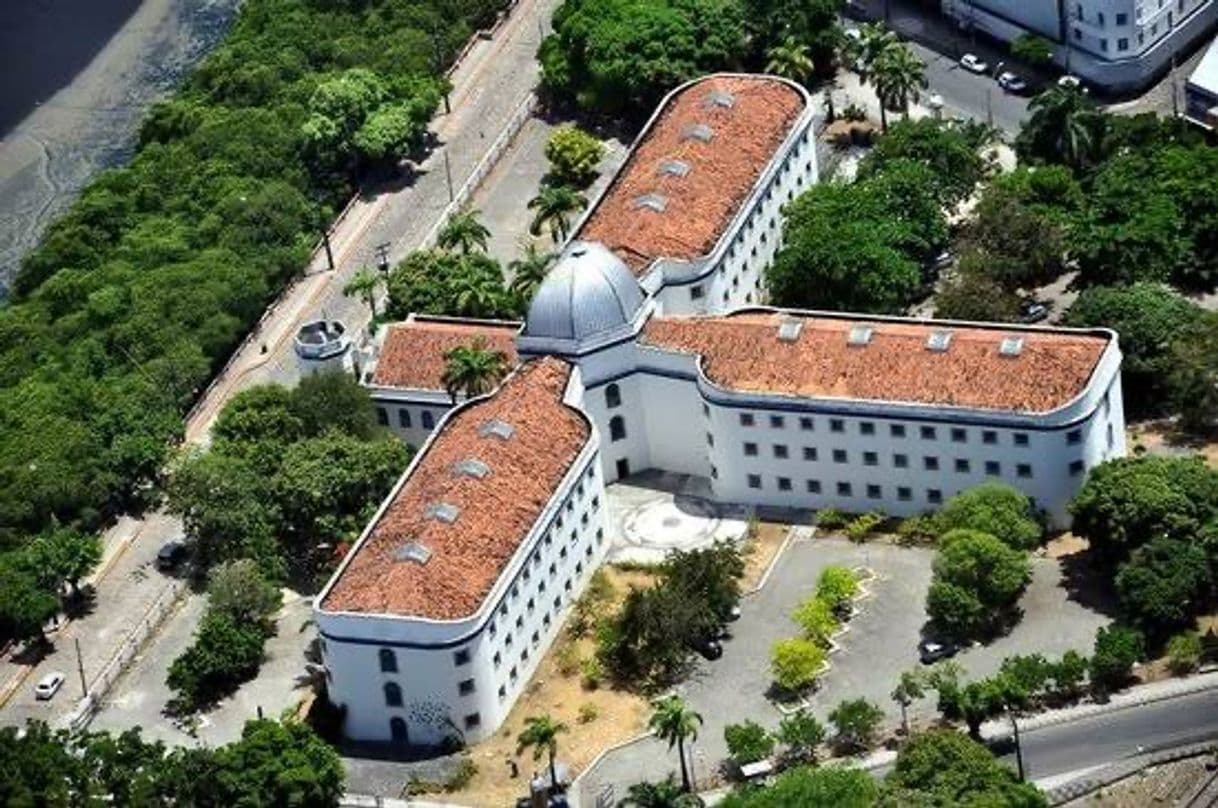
left=704, top=90, right=736, bottom=109
left=999, top=335, right=1025, bottom=357
left=926, top=330, right=953, bottom=352
left=479, top=419, right=515, bottom=440
left=394, top=541, right=432, bottom=565
left=682, top=123, right=714, bottom=143
left=453, top=458, right=491, bottom=478
left=847, top=324, right=874, bottom=346
left=658, top=159, right=691, bottom=177
left=777, top=318, right=804, bottom=342
left=633, top=192, right=669, bottom=213
left=424, top=502, right=461, bottom=524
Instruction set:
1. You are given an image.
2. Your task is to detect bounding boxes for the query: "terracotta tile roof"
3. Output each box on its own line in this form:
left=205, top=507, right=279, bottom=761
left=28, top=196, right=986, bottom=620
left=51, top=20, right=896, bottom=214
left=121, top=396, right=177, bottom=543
left=578, top=75, right=805, bottom=275
left=641, top=312, right=1110, bottom=414
left=322, top=358, right=590, bottom=620
left=371, top=317, right=520, bottom=390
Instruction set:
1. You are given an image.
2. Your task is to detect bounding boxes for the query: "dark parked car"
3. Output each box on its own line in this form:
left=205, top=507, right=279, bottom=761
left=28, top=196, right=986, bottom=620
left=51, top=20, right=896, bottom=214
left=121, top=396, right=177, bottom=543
left=918, top=639, right=957, bottom=665
left=1019, top=301, right=1050, bottom=324
left=693, top=637, right=724, bottom=660
left=157, top=541, right=187, bottom=571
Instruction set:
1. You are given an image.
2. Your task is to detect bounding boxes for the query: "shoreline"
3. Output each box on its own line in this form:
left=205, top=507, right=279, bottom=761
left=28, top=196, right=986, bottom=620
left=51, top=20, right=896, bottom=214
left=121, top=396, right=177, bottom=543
left=0, top=0, right=241, bottom=294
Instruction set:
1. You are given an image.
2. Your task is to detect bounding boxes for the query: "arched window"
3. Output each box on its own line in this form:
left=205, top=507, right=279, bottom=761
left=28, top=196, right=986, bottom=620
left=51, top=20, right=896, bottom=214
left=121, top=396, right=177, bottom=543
left=421, top=410, right=435, bottom=429
left=379, top=648, right=397, bottom=673
left=390, top=717, right=408, bottom=743
left=609, top=415, right=626, bottom=442
left=384, top=681, right=403, bottom=707
left=605, top=383, right=622, bottom=409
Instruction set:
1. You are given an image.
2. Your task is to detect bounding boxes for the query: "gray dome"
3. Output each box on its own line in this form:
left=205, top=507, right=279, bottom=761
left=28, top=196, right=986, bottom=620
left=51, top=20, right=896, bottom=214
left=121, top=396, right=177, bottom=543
left=524, top=241, right=644, bottom=342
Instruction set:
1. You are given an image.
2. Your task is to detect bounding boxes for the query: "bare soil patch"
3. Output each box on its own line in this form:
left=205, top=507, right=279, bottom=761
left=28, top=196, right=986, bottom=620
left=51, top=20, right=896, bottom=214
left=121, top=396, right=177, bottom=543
left=1129, top=421, right=1218, bottom=467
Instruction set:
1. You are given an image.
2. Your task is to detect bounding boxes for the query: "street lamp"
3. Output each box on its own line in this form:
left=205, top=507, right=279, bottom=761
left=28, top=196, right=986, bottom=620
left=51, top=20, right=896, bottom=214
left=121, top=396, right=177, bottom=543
left=1009, top=711, right=1026, bottom=780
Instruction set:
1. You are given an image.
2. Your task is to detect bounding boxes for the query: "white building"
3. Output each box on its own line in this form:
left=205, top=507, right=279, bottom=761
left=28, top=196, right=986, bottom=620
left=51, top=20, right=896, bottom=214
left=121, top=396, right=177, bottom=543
left=943, top=0, right=1218, bottom=92
left=316, top=72, right=1126, bottom=748
left=1186, top=35, right=1218, bottom=125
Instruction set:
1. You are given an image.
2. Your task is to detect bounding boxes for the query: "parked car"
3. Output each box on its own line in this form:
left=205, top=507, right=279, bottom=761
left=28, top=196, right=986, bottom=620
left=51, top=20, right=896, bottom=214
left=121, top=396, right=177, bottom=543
left=1019, top=300, right=1050, bottom=324
left=997, top=72, right=1029, bottom=94
left=918, top=639, right=957, bottom=665
left=34, top=671, right=65, bottom=701
left=1058, top=74, right=1083, bottom=90
left=156, top=540, right=187, bottom=571
left=692, top=637, right=724, bottom=660
left=960, top=53, right=989, bottom=74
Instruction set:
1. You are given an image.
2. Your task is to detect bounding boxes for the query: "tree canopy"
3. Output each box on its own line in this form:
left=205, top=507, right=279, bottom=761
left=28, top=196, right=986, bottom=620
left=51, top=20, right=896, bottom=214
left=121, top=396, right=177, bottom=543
left=883, top=730, right=1047, bottom=806
left=927, top=529, right=1032, bottom=641
left=933, top=484, right=1042, bottom=551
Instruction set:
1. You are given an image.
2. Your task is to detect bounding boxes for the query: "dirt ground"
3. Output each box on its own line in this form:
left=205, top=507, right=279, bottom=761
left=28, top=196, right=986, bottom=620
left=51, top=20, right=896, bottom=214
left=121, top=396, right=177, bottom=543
left=1066, top=755, right=1217, bottom=806
left=428, top=529, right=791, bottom=806
left=1128, top=421, right=1218, bottom=467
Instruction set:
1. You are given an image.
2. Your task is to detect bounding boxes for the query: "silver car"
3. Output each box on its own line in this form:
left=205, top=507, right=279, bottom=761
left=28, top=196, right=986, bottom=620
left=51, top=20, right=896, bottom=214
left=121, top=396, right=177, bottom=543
left=34, top=671, right=65, bottom=701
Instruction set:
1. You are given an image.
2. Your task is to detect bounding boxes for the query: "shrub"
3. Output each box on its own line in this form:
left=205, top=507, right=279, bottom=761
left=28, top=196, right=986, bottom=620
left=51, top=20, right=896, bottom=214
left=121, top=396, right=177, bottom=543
left=1167, top=631, right=1203, bottom=675
left=793, top=597, right=839, bottom=646
left=580, top=655, right=605, bottom=690
left=445, top=758, right=477, bottom=792
left=896, top=514, right=938, bottom=546
left=1090, top=624, right=1145, bottom=694
left=777, top=710, right=826, bottom=764
left=933, top=484, right=1042, bottom=550
left=816, top=566, right=859, bottom=617
left=815, top=508, right=850, bottom=530
left=167, top=611, right=267, bottom=712
left=845, top=512, right=884, bottom=542
left=577, top=702, right=600, bottom=724
left=724, top=720, right=775, bottom=766
left=828, top=698, right=884, bottom=753
left=556, top=642, right=581, bottom=677
left=719, top=766, right=878, bottom=808
left=771, top=638, right=827, bottom=692
left=544, top=125, right=605, bottom=188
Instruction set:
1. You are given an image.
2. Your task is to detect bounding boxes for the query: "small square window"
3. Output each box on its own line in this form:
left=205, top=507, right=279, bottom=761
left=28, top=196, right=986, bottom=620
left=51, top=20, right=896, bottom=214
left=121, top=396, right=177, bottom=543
left=897, top=486, right=912, bottom=502
left=951, top=428, right=967, bottom=443
left=770, top=415, right=785, bottom=429
left=985, top=461, right=1000, bottom=476
left=1067, top=429, right=1082, bottom=445
left=955, top=458, right=970, bottom=473
left=863, top=451, right=878, bottom=466
left=702, top=403, right=710, bottom=418
left=830, top=418, right=845, bottom=433
left=740, top=413, right=755, bottom=427
left=927, top=489, right=943, bottom=504
left=748, top=474, right=762, bottom=489
left=860, top=421, right=876, bottom=436
left=799, top=416, right=814, bottom=431
left=982, top=430, right=997, bottom=445
left=690, top=284, right=704, bottom=300
left=777, top=476, right=792, bottom=491
left=890, top=424, right=906, bottom=438
left=832, top=449, right=848, bottom=463
left=773, top=444, right=789, bottom=459
left=464, top=713, right=481, bottom=730
left=866, top=484, right=881, bottom=499
left=711, top=465, right=719, bottom=479
left=920, top=426, right=937, bottom=440
left=376, top=407, right=389, bottom=427
left=1014, top=433, right=1029, bottom=447
left=706, top=432, right=715, bottom=447
left=1069, top=460, right=1085, bottom=476
left=803, top=446, right=817, bottom=461
left=744, top=442, right=758, bottom=457
left=924, top=456, right=939, bottom=471
left=837, top=482, right=853, bottom=496
left=453, top=649, right=471, bottom=666
left=806, top=479, right=821, bottom=494
left=1017, top=463, right=1033, bottom=479
left=398, top=409, right=412, bottom=429
left=458, top=678, right=476, bottom=696
left=893, top=453, right=909, bottom=469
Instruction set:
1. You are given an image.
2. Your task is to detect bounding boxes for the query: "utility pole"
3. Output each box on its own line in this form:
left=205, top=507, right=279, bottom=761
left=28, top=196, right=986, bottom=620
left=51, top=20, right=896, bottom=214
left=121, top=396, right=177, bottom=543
left=74, top=637, right=87, bottom=699
left=443, top=150, right=455, bottom=203
left=1170, top=51, right=1180, bottom=117
left=986, top=87, right=993, bottom=127
left=1010, top=712, right=1026, bottom=780
left=375, top=242, right=391, bottom=274
left=321, top=228, right=335, bottom=271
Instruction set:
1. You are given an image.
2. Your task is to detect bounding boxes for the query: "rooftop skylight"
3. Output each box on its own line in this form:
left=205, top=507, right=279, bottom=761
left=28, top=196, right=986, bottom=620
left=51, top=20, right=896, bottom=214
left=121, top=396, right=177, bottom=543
left=704, top=89, right=736, bottom=109
left=634, top=192, right=669, bottom=212
left=658, top=159, right=691, bottom=177
left=926, top=330, right=953, bottom=352
left=847, top=324, right=874, bottom=346
left=999, top=335, right=1025, bottom=357
left=682, top=123, right=714, bottom=143
left=479, top=419, right=515, bottom=440
left=777, top=318, right=803, bottom=342
left=453, top=458, right=491, bottom=478
left=393, top=541, right=432, bottom=565
left=424, top=502, right=461, bottom=524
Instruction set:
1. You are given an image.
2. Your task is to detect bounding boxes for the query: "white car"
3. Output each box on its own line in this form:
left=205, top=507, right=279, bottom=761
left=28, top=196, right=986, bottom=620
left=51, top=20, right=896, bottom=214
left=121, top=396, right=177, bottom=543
left=960, top=53, right=989, bottom=74
left=34, top=671, right=65, bottom=701
left=1058, top=74, right=1084, bottom=91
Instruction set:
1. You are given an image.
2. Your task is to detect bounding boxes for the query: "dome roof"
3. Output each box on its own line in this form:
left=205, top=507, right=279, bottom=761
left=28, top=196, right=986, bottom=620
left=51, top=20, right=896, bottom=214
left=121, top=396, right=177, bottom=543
left=524, top=241, right=645, bottom=342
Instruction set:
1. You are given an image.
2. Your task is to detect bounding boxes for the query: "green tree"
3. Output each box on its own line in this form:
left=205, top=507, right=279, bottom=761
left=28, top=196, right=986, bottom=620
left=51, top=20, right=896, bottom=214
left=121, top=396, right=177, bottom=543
left=441, top=338, right=510, bottom=403
left=933, top=269, right=1022, bottom=322
left=517, top=714, right=568, bottom=792
left=508, top=243, right=556, bottom=302
left=385, top=249, right=515, bottom=320
left=206, top=559, right=282, bottom=628
left=1090, top=624, right=1144, bottom=694
left=960, top=180, right=1070, bottom=290
left=648, top=695, right=703, bottom=792
left=544, top=126, right=605, bottom=188
left=846, top=22, right=900, bottom=83
left=1049, top=650, right=1090, bottom=700
left=342, top=267, right=383, bottom=323
left=793, top=596, right=839, bottom=646
left=663, top=540, right=745, bottom=623
left=934, top=483, right=1042, bottom=550
left=301, top=68, right=389, bottom=172
left=21, top=528, right=102, bottom=599
left=352, top=95, right=438, bottom=167
left=1167, top=631, right=1203, bottom=675
left=828, top=698, right=884, bottom=754
left=720, top=765, right=879, bottom=808
left=437, top=209, right=491, bottom=255
left=816, top=565, right=860, bottom=617
left=724, top=719, right=775, bottom=766
left=891, top=670, right=925, bottom=736
left=212, top=385, right=303, bottom=461
left=290, top=370, right=379, bottom=441
left=927, top=529, right=1032, bottom=641
left=776, top=709, right=826, bottom=764
left=871, top=41, right=927, bottom=131
left=528, top=184, right=588, bottom=244
left=1011, top=34, right=1055, bottom=65
left=858, top=117, right=991, bottom=207
left=765, top=37, right=815, bottom=84
left=167, top=610, right=268, bottom=711
left=884, top=730, right=1047, bottom=806
left=213, top=719, right=344, bottom=806
left=1064, top=283, right=1206, bottom=418
left=618, top=776, right=702, bottom=807
left=1016, top=86, right=1105, bottom=171
left=1115, top=536, right=1210, bottom=638
left=771, top=637, right=827, bottom=692
left=0, top=561, right=60, bottom=645
left=1169, top=313, right=1218, bottom=433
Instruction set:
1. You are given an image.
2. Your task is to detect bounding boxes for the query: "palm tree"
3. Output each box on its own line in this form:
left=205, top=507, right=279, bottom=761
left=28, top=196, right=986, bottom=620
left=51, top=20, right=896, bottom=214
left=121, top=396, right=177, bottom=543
left=342, top=266, right=382, bottom=322
left=528, top=185, right=587, bottom=244
left=450, top=270, right=504, bottom=318
left=617, top=775, right=703, bottom=807
left=891, top=670, right=925, bottom=736
left=440, top=338, right=509, bottom=403
left=765, top=37, right=815, bottom=85
left=848, top=22, right=899, bottom=83
left=437, top=208, right=491, bottom=254
left=1023, top=85, right=1100, bottom=170
left=871, top=41, right=927, bottom=131
left=508, top=243, right=556, bottom=301
left=648, top=695, right=703, bottom=793
left=517, top=714, right=568, bottom=792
